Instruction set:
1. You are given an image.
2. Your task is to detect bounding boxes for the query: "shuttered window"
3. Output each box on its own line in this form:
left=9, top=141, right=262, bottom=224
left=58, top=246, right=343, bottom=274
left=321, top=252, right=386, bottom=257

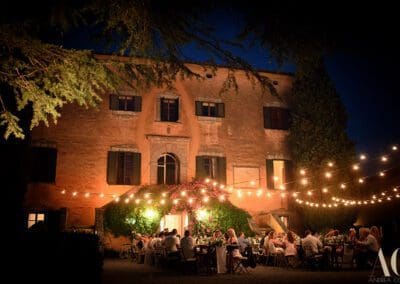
left=109, top=95, right=142, bottom=112
left=30, top=147, right=57, bottom=183
left=160, top=98, right=179, bottom=122
left=196, top=156, right=226, bottom=184
left=107, top=151, right=141, bottom=185
left=195, top=101, right=224, bottom=118
left=266, top=159, right=294, bottom=190
left=263, top=107, right=291, bottom=130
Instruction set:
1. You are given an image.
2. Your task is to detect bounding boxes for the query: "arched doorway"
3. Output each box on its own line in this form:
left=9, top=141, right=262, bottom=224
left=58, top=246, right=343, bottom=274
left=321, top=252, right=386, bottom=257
left=157, top=153, right=179, bottom=184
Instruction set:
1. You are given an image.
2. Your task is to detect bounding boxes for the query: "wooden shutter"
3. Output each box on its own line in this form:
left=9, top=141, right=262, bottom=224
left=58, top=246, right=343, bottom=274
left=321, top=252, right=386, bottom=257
left=216, top=157, right=227, bottom=184
left=132, top=152, right=141, bottom=185
left=48, top=148, right=57, bottom=182
left=195, top=101, right=202, bottom=116
left=284, top=160, right=294, bottom=190
left=134, top=96, right=142, bottom=112
left=109, top=95, right=119, bottom=110
left=217, top=103, right=225, bottom=118
left=160, top=98, right=168, bottom=121
left=266, top=159, right=274, bottom=189
left=196, top=156, right=207, bottom=180
left=263, top=107, right=272, bottom=129
left=107, top=151, right=118, bottom=184
left=283, top=109, right=291, bottom=130
left=173, top=98, right=179, bottom=121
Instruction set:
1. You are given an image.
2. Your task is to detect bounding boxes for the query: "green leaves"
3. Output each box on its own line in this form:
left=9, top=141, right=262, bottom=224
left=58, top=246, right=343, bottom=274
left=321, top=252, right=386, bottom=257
left=0, top=111, right=25, bottom=139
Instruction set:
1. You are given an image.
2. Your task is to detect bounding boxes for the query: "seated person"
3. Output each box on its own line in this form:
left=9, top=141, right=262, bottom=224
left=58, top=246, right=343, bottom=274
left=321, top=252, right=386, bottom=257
left=238, top=231, right=251, bottom=253
left=355, top=227, right=379, bottom=268
left=267, top=230, right=284, bottom=255
left=180, top=230, right=195, bottom=259
left=164, top=228, right=180, bottom=254
left=302, top=230, right=323, bottom=257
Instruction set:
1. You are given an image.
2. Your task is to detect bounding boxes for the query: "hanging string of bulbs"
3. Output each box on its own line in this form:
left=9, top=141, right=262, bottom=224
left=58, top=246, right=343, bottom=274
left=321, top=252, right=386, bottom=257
left=55, top=144, right=399, bottom=208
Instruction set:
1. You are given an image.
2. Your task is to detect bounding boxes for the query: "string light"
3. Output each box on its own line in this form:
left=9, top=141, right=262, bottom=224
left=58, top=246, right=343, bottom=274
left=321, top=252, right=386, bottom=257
left=129, top=193, right=134, bottom=199
left=301, top=178, right=308, bottom=185
left=381, top=156, right=388, bottom=162
left=392, top=145, right=398, bottom=151
left=100, top=193, right=104, bottom=198
left=61, top=190, right=66, bottom=194
left=188, top=198, right=193, bottom=204
left=325, top=172, right=332, bottom=178
left=115, top=197, right=120, bottom=202
left=340, top=184, right=346, bottom=189
left=358, top=178, right=364, bottom=183
left=72, top=191, right=77, bottom=197
left=322, top=188, right=328, bottom=193
left=124, top=198, right=129, bottom=204
left=300, top=169, right=306, bottom=175
left=135, top=199, right=140, bottom=204
left=219, top=195, right=226, bottom=202
left=220, top=185, right=225, bottom=189
left=273, top=176, right=279, bottom=181
left=173, top=199, right=179, bottom=205
left=212, top=182, right=218, bottom=186
left=360, top=154, right=367, bottom=160
left=328, top=162, right=334, bottom=167
left=180, top=191, right=187, bottom=197
left=307, top=191, right=312, bottom=196
left=85, top=193, right=90, bottom=198
left=162, top=192, right=167, bottom=197
left=160, top=199, right=166, bottom=205
left=352, top=164, right=360, bottom=170
left=250, top=181, right=256, bottom=186
left=203, top=196, right=209, bottom=203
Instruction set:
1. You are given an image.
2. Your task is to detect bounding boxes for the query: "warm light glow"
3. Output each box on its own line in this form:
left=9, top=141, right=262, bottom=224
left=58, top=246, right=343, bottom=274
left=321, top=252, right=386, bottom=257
left=301, top=178, right=308, bottom=185
left=280, top=193, right=286, bottom=198
left=180, top=191, right=187, bottom=197
left=173, top=199, right=179, bottom=205
left=196, top=209, right=209, bottom=221
left=61, top=190, right=66, bottom=194
left=212, top=182, right=218, bottom=186
left=379, top=172, right=385, bottom=177
left=372, top=195, right=377, bottom=199
left=340, top=184, right=346, bottom=189
left=266, top=192, right=271, bottom=198
left=381, top=156, right=388, bottom=162
left=144, top=193, right=150, bottom=199
left=358, top=178, right=364, bottom=183
left=322, top=204, right=326, bottom=207
left=334, top=203, right=338, bottom=207
left=371, top=200, right=375, bottom=204
left=201, top=188, right=206, bottom=194
left=394, top=188, right=398, bottom=192
left=352, top=164, right=359, bottom=170
left=115, top=197, right=120, bottom=202
left=387, top=197, right=391, bottom=201
left=203, top=196, right=209, bottom=203
left=250, top=181, right=256, bottom=186
left=322, top=188, right=328, bottom=193
left=328, top=162, right=334, bottom=167
left=238, top=191, right=243, bottom=198
left=124, top=198, right=129, bottom=204
left=307, top=191, right=312, bottom=196
left=160, top=199, right=166, bottom=205
left=273, top=176, right=279, bottom=181
left=205, top=178, right=210, bottom=183
left=219, top=195, right=225, bottom=202
left=328, top=204, right=332, bottom=208
left=220, top=185, right=225, bottom=189
left=100, top=193, right=104, bottom=198
left=381, top=192, right=386, bottom=196
left=135, top=199, right=140, bottom=204
left=325, top=172, right=332, bottom=178
left=256, top=189, right=263, bottom=197
left=247, top=191, right=252, bottom=196
left=292, top=192, right=298, bottom=197
left=315, top=204, right=319, bottom=207
left=72, top=191, right=77, bottom=197
left=279, top=185, right=286, bottom=190
left=129, top=193, right=134, bottom=199
left=392, top=145, right=398, bottom=151
left=396, top=194, right=400, bottom=198
left=188, top=198, right=193, bottom=204
left=85, top=193, right=90, bottom=198
left=300, top=169, right=306, bottom=175
left=143, top=208, right=158, bottom=220
left=378, top=199, right=382, bottom=203
left=360, top=154, right=367, bottom=160
left=162, top=192, right=167, bottom=197
left=147, top=199, right=152, bottom=204
left=228, top=187, right=233, bottom=192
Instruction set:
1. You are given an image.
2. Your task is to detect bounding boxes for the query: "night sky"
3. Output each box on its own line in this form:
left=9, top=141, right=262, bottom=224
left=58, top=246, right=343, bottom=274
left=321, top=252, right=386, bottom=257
left=63, top=6, right=400, bottom=156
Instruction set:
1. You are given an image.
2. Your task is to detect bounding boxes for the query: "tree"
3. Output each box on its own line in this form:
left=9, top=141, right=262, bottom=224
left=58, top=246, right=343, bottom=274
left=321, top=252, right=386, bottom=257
left=0, top=0, right=276, bottom=140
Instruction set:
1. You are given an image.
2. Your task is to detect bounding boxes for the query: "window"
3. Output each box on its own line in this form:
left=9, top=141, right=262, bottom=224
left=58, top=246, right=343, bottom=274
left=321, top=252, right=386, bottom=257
left=196, top=156, right=226, bottom=184
left=109, top=95, right=142, bottom=112
left=157, top=153, right=179, bottom=184
left=30, top=147, right=57, bottom=183
left=160, top=98, right=179, bottom=122
left=28, top=213, right=45, bottom=229
left=195, top=101, right=224, bottom=117
left=107, top=151, right=141, bottom=185
left=263, top=107, right=291, bottom=130
left=266, top=159, right=294, bottom=190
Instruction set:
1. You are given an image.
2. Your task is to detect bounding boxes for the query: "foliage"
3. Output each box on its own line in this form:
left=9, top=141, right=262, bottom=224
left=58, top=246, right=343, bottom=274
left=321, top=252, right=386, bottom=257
left=0, top=1, right=277, bottom=140
left=103, top=181, right=252, bottom=237
left=300, top=206, right=357, bottom=233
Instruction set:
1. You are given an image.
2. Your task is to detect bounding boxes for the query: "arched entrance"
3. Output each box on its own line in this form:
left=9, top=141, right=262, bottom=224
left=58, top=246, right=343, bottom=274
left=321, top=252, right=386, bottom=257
left=157, top=153, right=179, bottom=184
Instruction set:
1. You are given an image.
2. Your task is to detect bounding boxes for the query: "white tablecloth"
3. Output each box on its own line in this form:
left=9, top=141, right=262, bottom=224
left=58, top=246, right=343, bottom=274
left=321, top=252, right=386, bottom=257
left=216, top=246, right=227, bottom=273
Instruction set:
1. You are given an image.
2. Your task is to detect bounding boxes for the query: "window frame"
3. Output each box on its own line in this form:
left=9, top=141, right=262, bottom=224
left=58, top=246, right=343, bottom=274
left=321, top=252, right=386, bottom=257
left=27, top=212, right=45, bottom=229
left=160, top=98, right=179, bottom=122
left=109, top=94, right=142, bottom=112
left=263, top=107, right=291, bottom=130
left=157, top=153, right=179, bottom=185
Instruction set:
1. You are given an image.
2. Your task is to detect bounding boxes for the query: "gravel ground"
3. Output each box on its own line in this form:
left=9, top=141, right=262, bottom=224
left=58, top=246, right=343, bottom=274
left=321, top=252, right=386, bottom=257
left=102, top=259, right=372, bottom=284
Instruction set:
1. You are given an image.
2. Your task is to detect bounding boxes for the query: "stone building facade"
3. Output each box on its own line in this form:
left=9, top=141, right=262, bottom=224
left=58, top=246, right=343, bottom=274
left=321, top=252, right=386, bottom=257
left=24, top=56, right=294, bottom=234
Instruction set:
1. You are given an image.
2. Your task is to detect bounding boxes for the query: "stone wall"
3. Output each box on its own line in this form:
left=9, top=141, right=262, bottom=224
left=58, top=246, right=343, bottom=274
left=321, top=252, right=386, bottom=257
left=24, top=60, right=293, bottom=229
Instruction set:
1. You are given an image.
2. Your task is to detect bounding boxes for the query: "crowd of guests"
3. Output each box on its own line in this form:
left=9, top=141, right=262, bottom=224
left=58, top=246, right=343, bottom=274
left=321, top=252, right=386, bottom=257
left=129, top=225, right=382, bottom=271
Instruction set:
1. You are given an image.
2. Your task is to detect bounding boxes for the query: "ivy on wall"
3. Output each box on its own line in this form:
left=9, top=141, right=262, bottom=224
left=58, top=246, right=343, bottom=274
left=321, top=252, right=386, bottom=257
left=103, top=181, right=252, bottom=237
